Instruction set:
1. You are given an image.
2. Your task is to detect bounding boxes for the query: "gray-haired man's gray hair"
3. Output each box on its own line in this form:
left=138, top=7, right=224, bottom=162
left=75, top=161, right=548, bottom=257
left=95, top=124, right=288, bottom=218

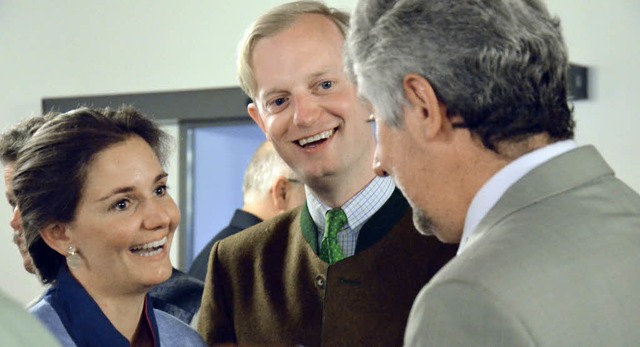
left=345, top=0, right=574, bottom=151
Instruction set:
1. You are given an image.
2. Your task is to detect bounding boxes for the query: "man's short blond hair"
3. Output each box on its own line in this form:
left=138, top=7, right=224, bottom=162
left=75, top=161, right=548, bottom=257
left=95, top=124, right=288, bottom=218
left=237, top=0, right=350, bottom=100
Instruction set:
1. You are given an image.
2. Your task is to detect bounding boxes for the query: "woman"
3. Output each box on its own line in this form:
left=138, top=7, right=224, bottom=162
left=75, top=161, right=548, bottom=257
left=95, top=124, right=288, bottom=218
left=13, top=106, right=205, bottom=346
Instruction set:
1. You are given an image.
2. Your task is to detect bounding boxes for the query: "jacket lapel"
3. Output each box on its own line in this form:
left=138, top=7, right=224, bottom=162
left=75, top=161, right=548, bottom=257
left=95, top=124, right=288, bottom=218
left=473, top=145, right=614, bottom=243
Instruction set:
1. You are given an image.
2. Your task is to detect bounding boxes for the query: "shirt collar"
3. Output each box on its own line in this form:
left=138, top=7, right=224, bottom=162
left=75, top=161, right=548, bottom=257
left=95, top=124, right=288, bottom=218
left=458, top=140, right=578, bottom=254
left=307, top=176, right=395, bottom=234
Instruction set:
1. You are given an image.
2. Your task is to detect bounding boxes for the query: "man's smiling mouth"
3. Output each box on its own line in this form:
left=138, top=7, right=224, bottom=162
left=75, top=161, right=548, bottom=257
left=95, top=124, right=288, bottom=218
left=297, top=129, right=335, bottom=147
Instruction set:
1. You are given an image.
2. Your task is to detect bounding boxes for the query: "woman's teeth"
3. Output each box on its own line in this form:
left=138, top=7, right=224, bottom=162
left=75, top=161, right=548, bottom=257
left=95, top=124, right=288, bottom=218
left=130, top=236, right=167, bottom=257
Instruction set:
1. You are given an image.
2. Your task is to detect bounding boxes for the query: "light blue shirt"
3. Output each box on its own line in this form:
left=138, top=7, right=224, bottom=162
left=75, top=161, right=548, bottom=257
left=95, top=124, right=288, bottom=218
left=459, top=140, right=578, bottom=254
left=307, top=176, right=395, bottom=257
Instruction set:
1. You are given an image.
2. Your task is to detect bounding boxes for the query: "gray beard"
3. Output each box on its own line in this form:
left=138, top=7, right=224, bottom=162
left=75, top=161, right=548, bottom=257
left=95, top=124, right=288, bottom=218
left=412, top=207, right=436, bottom=236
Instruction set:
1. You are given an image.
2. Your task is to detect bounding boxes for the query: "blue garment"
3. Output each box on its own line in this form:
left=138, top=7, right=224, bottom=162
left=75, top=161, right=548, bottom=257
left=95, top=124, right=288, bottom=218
left=30, top=265, right=205, bottom=347
left=149, top=268, right=204, bottom=324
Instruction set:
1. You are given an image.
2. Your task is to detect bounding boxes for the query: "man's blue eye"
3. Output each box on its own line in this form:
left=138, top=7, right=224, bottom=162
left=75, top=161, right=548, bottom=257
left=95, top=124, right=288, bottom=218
left=321, top=81, right=333, bottom=89
left=274, top=98, right=285, bottom=106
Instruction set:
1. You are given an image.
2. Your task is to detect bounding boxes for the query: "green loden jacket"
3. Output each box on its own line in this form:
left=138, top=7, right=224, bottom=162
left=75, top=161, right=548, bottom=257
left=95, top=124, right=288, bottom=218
left=198, top=189, right=457, bottom=347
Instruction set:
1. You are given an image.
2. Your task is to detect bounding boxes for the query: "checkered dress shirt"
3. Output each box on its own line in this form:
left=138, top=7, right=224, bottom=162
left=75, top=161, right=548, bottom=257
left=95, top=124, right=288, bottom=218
left=307, top=176, right=395, bottom=257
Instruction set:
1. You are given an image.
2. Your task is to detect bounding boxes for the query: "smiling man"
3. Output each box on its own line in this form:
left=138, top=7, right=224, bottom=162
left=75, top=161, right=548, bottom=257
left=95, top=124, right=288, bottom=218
left=196, top=1, right=457, bottom=346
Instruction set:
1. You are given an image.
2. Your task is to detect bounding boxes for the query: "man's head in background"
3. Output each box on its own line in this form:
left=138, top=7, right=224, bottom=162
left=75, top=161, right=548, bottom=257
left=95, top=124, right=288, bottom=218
left=0, top=112, right=59, bottom=273
left=242, top=141, right=306, bottom=220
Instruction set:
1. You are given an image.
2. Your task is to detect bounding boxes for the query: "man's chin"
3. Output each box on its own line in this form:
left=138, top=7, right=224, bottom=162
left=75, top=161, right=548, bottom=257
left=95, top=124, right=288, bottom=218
left=412, top=208, right=462, bottom=244
left=412, top=208, right=436, bottom=237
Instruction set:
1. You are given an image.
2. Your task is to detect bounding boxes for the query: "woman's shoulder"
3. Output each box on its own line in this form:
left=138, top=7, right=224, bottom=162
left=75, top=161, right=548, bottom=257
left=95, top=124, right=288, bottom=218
left=28, top=298, right=77, bottom=347
left=154, top=309, right=206, bottom=346
left=29, top=298, right=59, bottom=327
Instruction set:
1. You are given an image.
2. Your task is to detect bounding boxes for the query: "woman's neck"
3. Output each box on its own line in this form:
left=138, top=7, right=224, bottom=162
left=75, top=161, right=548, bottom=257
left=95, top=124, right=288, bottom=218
left=67, top=266, right=156, bottom=345
left=91, top=290, right=149, bottom=343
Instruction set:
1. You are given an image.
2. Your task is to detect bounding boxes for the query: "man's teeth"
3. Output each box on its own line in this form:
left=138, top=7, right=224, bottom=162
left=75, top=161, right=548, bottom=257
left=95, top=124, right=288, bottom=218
left=130, top=236, right=167, bottom=257
left=298, top=129, right=334, bottom=146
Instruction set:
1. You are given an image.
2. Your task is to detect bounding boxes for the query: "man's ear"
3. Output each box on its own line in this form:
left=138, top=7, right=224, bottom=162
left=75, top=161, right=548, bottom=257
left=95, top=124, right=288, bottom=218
left=247, top=103, right=269, bottom=138
left=39, top=223, right=71, bottom=256
left=402, top=73, right=448, bottom=139
left=270, top=176, right=289, bottom=212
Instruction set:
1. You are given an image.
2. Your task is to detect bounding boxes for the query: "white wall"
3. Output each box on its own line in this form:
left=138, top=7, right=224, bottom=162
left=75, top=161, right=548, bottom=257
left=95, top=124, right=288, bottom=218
left=1, top=1, right=639, bottom=305
left=0, top=0, right=357, bottom=306
left=545, top=0, right=640, bottom=188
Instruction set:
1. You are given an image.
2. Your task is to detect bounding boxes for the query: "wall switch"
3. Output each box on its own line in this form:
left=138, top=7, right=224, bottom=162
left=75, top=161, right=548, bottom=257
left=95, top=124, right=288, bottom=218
left=568, top=64, right=589, bottom=100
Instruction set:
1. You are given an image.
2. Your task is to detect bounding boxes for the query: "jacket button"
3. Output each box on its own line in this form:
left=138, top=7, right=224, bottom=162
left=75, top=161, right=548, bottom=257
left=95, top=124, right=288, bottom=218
left=315, top=274, right=326, bottom=289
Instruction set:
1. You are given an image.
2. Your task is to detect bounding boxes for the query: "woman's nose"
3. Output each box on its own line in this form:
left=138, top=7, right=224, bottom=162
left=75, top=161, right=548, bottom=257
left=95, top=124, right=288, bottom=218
left=142, top=200, right=172, bottom=230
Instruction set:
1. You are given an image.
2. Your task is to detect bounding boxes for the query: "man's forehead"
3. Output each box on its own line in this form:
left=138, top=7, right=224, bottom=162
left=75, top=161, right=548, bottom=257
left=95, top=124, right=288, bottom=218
left=250, top=13, right=344, bottom=65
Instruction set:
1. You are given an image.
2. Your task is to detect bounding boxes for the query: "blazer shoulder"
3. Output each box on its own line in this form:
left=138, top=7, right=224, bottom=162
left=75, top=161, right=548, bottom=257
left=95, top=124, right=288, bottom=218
left=406, top=277, right=536, bottom=347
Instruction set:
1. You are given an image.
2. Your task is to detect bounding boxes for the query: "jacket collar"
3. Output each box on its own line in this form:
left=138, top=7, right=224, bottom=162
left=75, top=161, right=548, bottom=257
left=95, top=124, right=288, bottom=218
left=45, top=265, right=160, bottom=347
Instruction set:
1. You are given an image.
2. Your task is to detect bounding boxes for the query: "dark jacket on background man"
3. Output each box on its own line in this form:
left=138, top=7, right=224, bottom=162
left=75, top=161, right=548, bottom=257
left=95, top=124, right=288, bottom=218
left=188, top=209, right=262, bottom=281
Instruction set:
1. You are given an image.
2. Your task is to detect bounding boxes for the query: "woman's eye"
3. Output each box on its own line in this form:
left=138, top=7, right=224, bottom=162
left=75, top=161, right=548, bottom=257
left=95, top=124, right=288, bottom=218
left=113, top=200, right=129, bottom=211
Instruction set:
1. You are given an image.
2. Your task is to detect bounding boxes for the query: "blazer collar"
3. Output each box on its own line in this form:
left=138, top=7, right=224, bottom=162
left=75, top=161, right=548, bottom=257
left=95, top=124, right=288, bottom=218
left=472, top=145, right=613, bottom=244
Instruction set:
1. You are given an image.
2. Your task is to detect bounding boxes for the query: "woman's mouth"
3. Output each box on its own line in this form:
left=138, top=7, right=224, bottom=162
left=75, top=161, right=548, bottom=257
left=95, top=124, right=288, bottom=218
left=129, top=236, right=167, bottom=257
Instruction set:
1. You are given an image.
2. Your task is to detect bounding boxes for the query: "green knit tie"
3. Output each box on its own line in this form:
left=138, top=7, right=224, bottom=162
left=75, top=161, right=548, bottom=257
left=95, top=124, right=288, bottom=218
left=320, top=208, right=348, bottom=265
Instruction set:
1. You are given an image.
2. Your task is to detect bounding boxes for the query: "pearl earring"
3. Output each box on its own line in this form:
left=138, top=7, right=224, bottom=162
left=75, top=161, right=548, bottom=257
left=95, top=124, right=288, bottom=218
left=66, top=244, right=82, bottom=269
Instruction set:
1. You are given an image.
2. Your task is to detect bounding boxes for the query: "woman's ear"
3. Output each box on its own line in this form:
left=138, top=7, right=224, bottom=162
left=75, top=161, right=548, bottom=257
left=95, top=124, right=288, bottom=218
left=39, top=223, right=71, bottom=256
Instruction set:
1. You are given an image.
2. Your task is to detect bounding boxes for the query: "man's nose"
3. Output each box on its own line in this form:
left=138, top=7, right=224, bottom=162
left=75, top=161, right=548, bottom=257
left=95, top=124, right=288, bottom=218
left=373, top=148, right=389, bottom=177
left=292, top=94, right=321, bottom=127
left=10, top=207, right=22, bottom=231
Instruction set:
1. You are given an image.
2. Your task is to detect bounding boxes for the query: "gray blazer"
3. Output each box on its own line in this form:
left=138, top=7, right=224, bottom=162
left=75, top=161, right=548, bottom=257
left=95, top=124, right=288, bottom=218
left=405, top=145, right=640, bottom=346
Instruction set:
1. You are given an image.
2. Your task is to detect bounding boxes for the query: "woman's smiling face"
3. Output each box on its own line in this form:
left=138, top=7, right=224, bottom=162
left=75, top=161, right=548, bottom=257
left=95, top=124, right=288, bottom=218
left=65, top=135, right=180, bottom=295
